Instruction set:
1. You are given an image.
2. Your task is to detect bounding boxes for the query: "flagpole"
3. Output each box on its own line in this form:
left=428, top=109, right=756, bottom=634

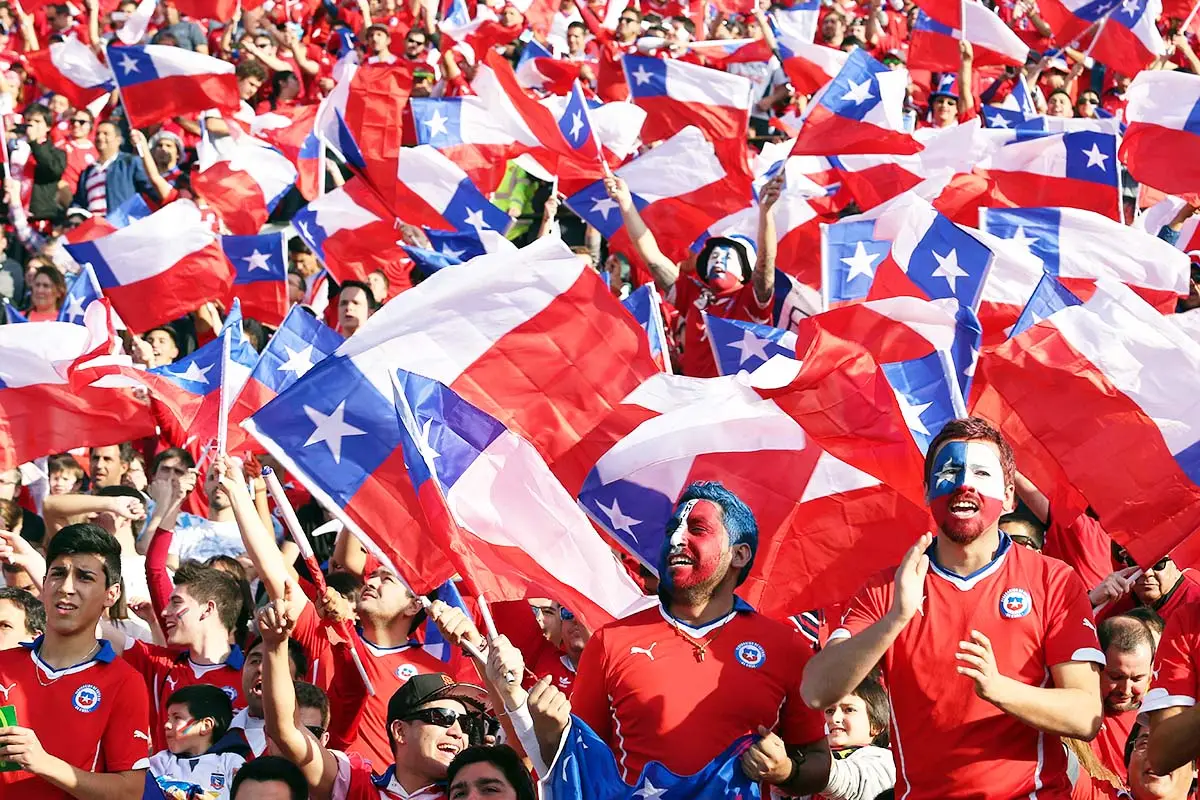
left=263, top=467, right=376, bottom=695
left=1181, top=0, right=1200, bottom=34
left=215, top=328, right=232, bottom=457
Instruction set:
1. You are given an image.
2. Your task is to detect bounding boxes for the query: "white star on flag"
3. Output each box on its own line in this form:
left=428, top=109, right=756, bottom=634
left=423, top=109, right=449, bottom=139
left=990, top=114, right=1012, bottom=129
left=633, top=778, right=667, bottom=800
left=590, top=196, right=618, bottom=221
left=243, top=250, right=272, bottom=272
left=277, top=345, right=315, bottom=377
left=930, top=248, right=968, bottom=292
left=597, top=497, right=641, bottom=539
left=568, top=111, right=584, bottom=142
left=118, top=54, right=140, bottom=74
left=61, top=294, right=86, bottom=322
left=840, top=78, right=874, bottom=106
left=1121, top=0, right=1140, bottom=16
left=964, top=347, right=979, bottom=377
left=895, top=391, right=934, bottom=437
left=172, top=361, right=214, bottom=385
left=463, top=208, right=491, bottom=233
left=440, top=245, right=466, bottom=259
left=303, top=401, right=367, bottom=464
left=727, top=328, right=771, bottom=366
left=632, top=65, right=653, bottom=85
left=1082, top=142, right=1110, bottom=170
left=840, top=241, right=882, bottom=281
left=417, top=418, right=441, bottom=462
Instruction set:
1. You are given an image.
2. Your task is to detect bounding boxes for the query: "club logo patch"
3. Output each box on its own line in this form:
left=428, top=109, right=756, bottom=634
left=211, top=773, right=226, bottom=790
left=1000, top=587, right=1032, bottom=619
left=396, top=664, right=418, bottom=681
left=735, top=641, right=766, bottom=669
left=72, top=684, right=101, bottom=713
left=220, top=686, right=239, bottom=703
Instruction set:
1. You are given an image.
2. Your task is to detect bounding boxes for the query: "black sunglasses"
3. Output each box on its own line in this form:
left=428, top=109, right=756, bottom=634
left=305, top=724, right=326, bottom=738
left=402, top=707, right=486, bottom=744
left=1116, top=550, right=1169, bottom=571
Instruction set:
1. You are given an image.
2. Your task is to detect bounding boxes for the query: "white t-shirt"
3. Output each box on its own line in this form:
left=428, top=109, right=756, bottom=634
left=149, top=749, right=244, bottom=800
left=169, top=514, right=246, bottom=563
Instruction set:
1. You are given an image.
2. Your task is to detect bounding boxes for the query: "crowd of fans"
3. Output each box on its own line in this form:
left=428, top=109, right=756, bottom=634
left=0, top=0, right=1199, bottom=797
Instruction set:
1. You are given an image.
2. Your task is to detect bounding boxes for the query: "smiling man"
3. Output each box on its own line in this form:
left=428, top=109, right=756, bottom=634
left=802, top=417, right=1105, bottom=800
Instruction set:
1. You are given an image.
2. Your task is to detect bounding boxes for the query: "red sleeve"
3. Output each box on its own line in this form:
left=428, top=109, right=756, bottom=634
left=1043, top=512, right=1112, bottom=592
left=1144, top=604, right=1200, bottom=714
left=568, top=626, right=612, bottom=743
left=145, top=527, right=175, bottom=621
left=573, top=0, right=613, bottom=43
left=122, top=638, right=179, bottom=681
left=325, top=641, right=367, bottom=751
left=1043, top=565, right=1104, bottom=667
left=779, top=631, right=827, bottom=747
left=150, top=397, right=188, bottom=449
left=831, top=572, right=892, bottom=640
left=102, top=668, right=153, bottom=771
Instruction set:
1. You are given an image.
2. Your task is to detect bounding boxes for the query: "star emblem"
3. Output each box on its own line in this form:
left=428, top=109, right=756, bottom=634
left=590, top=196, right=618, bottom=221
left=568, top=111, right=584, bottom=142
left=61, top=293, right=86, bottom=323
left=417, top=418, right=441, bottom=463
left=633, top=778, right=667, bottom=800
left=1121, top=0, right=1140, bottom=16
left=295, top=219, right=312, bottom=241
left=896, top=391, right=934, bottom=437
left=596, top=497, right=641, bottom=539
left=930, top=248, right=968, bottom=292
left=463, top=208, right=491, bottom=234
left=632, top=65, right=653, bottom=86
left=303, top=401, right=367, bottom=464
left=276, top=345, right=315, bottom=378
left=727, top=328, right=770, bottom=366
left=242, top=249, right=272, bottom=272
left=1008, top=225, right=1039, bottom=253
left=990, top=113, right=1012, bottom=129
left=934, top=462, right=959, bottom=487
left=171, top=361, right=214, bottom=385
left=1082, top=142, right=1110, bottom=170
left=840, top=241, right=882, bottom=281
left=423, top=108, right=449, bottom=139
left=840, top=77, right=874, bottom=106
left=118, top=53, right=140, bottom=75
left=440, top=244, right=466, bottom=259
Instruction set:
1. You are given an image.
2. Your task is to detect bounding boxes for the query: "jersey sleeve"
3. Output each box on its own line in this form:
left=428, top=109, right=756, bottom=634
left=568, top=627, right=612, bottom=745
left=779, top=633, right=827, bottom=747
left=325, top=642, right=368, bottom=752
left=103, top=668, right=153, bottom=771
left=1042, top=565, right=1105, bottom=667
left=122, top=638, right=177, bottom=681
left=1043, top=511, right=1112, bottom=592
left=1143, top=605, right=1200, bottom=714
left=828, top=573, right=891, bottom=642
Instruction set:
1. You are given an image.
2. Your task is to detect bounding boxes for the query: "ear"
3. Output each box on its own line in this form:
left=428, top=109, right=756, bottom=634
left=729, top=542, right=753, bottom=573
left=1003, top=482, right=1016, bottom=514
left=390, top=720, right=406, bottom=746
left=103, top=582, right=121, bottom=610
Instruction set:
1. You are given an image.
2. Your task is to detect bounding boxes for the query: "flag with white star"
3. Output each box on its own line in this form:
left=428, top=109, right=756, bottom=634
left=622, top=285, right=672, bottom=373
left=1089, top=0, right=1165, bottom=78
left=104, top=43, right=239, bottom=128
left=57, top=266, right=103, bottom=327
left=976, top=130, right=1121, bottom=220
left=222, top=232, right=289, bottom=326
left=1007, top=272, right=1083, bottom=339
left=880, top=350, right=966, bottom=454
left=822, top=218, right=892, bottom=305
left=558, top=80, right=603, bottom=162
left=705, top=314, right=798, bottom=377
left=393, top=146, right=512, bottom=238
left=621, top=54, right=754, bottom=144
left=1120, top=70, right=1200, bottom=197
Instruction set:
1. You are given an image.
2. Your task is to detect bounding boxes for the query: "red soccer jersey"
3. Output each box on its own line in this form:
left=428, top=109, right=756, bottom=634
left=0, top=638, right=152, bottom=800
left=1090, top=709, right=1136, bottom=781
left=1143, top=600, right=1200, bottom=715
left=673, top=277, right=772, bottom=377
left=1102, top=571, right=1200, bottom=624
left=833, top=536, right=1103, bottom=800
left=333, top=752, right=446, bottom=800
left=570, top=601, right=824, bottom=782
left=122, top=640, right=247, bottom=751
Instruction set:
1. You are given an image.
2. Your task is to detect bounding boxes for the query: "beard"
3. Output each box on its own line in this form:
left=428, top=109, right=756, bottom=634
left=930, top=489, right=1006, bottom=544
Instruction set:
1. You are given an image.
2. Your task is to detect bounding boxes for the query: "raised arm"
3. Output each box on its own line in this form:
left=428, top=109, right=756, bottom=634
left=1012, top=471, right=1049, bottom=523
left=958, top=40, right=975, bottom=118
left=216, top=455, right=296, bottom=603
left=604, top=175, right=678, bottom=291
left=44, top=493, right=145, bottom=538
left=754, top=174, right=782, bottom=306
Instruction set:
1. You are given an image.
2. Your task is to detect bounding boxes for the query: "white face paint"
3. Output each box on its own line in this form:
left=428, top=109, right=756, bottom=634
left=669, top=499, right=698, bottom=549
left=707, top=246, right=738, bottom=279
left=928, top=441, right=1007, bottom=501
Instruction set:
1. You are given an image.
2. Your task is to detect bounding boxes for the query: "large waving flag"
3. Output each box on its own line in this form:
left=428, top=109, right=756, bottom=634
left=392, top=369, right=650, bottom=629
left=705, top=315, right=798, bottom=377
left=1035, top=0, right=1121, bottom=43
left=978, top=279, right=1200, bottom=568
left=979, top=206, right=1189, bottom=312
left=106, top=44, right=239, bottom=127
left=772, top=10, right=848, bottom=95
left=975, top=129, right=1121, bottom=219
left=318, top=59, right=414, bottom=196
left=26, top=38, right=114, bottom=109
left=63, top=200, right=233, bottom=332
left=225, top=304, right=343, bottom=454
left=622, top=284, right=672, bottom=373
left=222, top=232, right=289, bottom=326
left=622, top=55, right=754, bottom=144
left=291, top=177, right=408, bottom=284
left=556, top=333, right=931, bottom=616
left=1090, top=0, right=1165, bottom=77
left=391, top=147, right=512, bottom=236
left=908, top=6, right=1029, bottom=72
left=1119, top=71, right=1200, bottom=196
left=1, top=301, right=154, bottom=469
left=192, top=131, right=297, bottom=236
left=250, top=105, right=323, bottom=201
left=792, top=49, right=921, bottom=157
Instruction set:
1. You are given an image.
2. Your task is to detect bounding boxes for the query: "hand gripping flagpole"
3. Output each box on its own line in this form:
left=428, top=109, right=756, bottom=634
left=262, top=467, right=376, bottom=696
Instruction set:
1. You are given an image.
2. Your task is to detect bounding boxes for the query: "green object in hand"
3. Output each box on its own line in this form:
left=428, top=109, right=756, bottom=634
left=0, top=705, right=18, bottom=772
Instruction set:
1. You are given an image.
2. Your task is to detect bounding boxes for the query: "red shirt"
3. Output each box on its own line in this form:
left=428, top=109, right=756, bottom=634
left=1090, top=709, right=1136, bottom=781
left=673, top=276, right=772, bottom=377
left=1044, top=511, right=1112, bottom=594
left=122, top=640, right=247, bottom=751
left=1143, top=600, right=1200, bottom=715
left=571, top=600, right=825, bottom=782
left=833, top=536, right=1103, bottom=800
left=62, top=138, right=98, bottom=193
left=333, top=752, right=446, bottom=800
left=0, top=638, right=152, bottom=800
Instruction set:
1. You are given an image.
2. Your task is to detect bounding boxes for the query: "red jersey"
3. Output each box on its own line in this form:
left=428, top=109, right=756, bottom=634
left=333, top=752, right=446, bottom=800
left=1102, top=570, right=1200, bottom=624
left=673, top=276, right=772, bottom=377
left=122, top=640, right=247, bottom=751
left=571, top=600, right=824, bottom=782
left=1143, top=600, right=1200, bottom=716
left=1044, top=511, right=1112, bottom=594
left=327, top=631, right=476, bottom=771
left=0, top=638, right=152, bottom=800
left=1090, top=709, right=1136, bottom=780
left=62, top=139, right=98, bottom=193
left=833, top=536, right=1103, bottom=800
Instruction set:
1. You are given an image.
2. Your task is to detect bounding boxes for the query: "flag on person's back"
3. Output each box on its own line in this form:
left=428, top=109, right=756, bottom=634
left=192, top=131, right=297, bottom=236
left=622, top=55, right=754, bottom=144
left=622, top=284, right=671, bottom=373
left=979, top=279, right=1200, bottom=568
left=392, top=369, right=651, bottom=629
left=222, top=232, right=289, bottom=326
left=106, top=44, right=239, bottom=127
left=979, top=206, right=1189, bottom=312
left=291, top=177, right=408, bottom=284
left=1119, top=71, right=1200, bottom=197
left=25, top=38, right=114, bottom=109
left=63, top=200, right=233, bottom=332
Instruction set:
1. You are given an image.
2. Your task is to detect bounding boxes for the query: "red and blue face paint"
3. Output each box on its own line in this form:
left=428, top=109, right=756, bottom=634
left=927, top=441, right=1008, bottom=544
left=658, top=499, right=728, bottom=594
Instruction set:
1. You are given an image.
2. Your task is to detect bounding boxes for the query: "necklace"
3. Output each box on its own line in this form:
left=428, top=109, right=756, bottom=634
left=665, top=616, right=727, bottom=663
left=35, top=642, right=101, bottom=686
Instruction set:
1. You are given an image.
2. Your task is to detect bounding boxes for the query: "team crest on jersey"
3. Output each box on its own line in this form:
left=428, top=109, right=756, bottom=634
left=734, top=641, right=766, bottom=669
left=211, top=774, right=226, bottom=790
left=396, top=664, right=419, bottom=681
left=1000, top=588, right=1032, bottom=619
left=72, top=684, right=101, bottom=713
left=221, top=686, right=239, bottom=703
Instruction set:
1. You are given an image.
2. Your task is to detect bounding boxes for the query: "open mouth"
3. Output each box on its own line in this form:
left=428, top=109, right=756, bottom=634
left=54, top=601, right=77, bottom=615
left=437, top=742, right=462, bottom=756
left=667, top=550, right=694, bottom=568
left=949, top=497, right=980, bottom=518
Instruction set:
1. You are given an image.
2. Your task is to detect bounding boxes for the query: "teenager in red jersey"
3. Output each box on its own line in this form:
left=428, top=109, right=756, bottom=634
left=804, top=417, right=1105, bottom=800
left=0, top=524, right=150, bottom=800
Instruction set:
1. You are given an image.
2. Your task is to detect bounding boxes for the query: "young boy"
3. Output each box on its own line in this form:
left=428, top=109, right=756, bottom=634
left=46, top=454, right=84, bottom=497
left=150, top=684, right=245, bottom=800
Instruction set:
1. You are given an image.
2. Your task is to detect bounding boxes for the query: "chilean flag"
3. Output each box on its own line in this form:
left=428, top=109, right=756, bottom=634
left=105, top=44, right=239, bottom=128
left=622, top=55, right=754, bottom=144
left=224, top=304, right=343, bottom=454
left=979, top=206, right=1190, bottom=312
left=978, top=279, right=1200, bottom=567
left=57, top=265, right=104, bottom=326
left=557, top=334, right=930, bottom=616
left=1037, top=0, right=1123, bottom=45
left=392, top=369, right=651, bottom=629
left=63, top=200, right=233, bottom=333
left=409, top=94, right=541, bottom=194
left=622, top=284, right=672, bottom=373
left=1090, top=0, right=1165, bottom=78
left=515, top=39, right=581, bottom=95
left=291, top=178, right=408, bottom=284
left=25, top=38, right=114, bottom=109
left=391, top=146, right=511, bottom=237
left=792, top=49, right=922, bottom=157
left=705, top=315, right=798, bottom=376
left=0, top=301, right=154, bottom=469
left=822, top=217, right=894, bottom=306
left=773, top=29, right=849, bottom=96
left=250, top=105, right=323, bottom=201
left=192, top=131, right=297, bottom=236
left=1120, top=71, right=1200, bottom=197
left=975, top=130, right=1121, bottom=220
left=3, top=301, right=26, bottom=325
left=907, top=6, right=1029, bottom=72
left=222, top=232, right=289, bottom=326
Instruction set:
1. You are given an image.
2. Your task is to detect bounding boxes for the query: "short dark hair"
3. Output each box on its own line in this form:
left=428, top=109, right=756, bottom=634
left=923, top=417, right=1016, bottom=488
left=999, top=513, right=1045, bottom=550
left=166, top=684, right=235, bottom=744
left=152, top=447, right=195, bottom=474
left=24, top=102, right=53, bottom=127
left=88, top=442, right=135, bottom=465
left=32, top=265, right=66, bottom=303
left=172, top=561, right=244, bottom=634
left=1123, top=606, right=1165, bottom=640
left=295, top=680, right=330, bottom=728
left=246, top=635, right=308, bottom=678
left=567, top=20, right=586, bottom=33
left=0, top=586, right=45, bottom=636
left=287, top=268, right=307, bottom=293
left=851, top=677, right=891, bottom=748
left=204, top=555, right=254, bottom=647
left=669, top=15, right=695, bottom=34
left=47, top=453, right=84, bottom=479
left=447, top=745, right=537, bottom=800
left=620, top=6, right=642, bottom=21
left=1099, top=615, right=1156, bottom=655
left=337, top=280, right=380, bottom=311
left=95, top=120, right=122, bottom=139
left=46, top=523, right=122, bottom=587
left=325, top=570, right=364, bottom=603
left=231, top=755, right=308, bottom=800
left=236, top=60, right=269, bottom=82
left=287, top=237, right=312, bottom=256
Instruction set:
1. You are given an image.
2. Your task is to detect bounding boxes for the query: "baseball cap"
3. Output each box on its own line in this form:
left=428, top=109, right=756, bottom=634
left=386, top=673, right=488, bottom=723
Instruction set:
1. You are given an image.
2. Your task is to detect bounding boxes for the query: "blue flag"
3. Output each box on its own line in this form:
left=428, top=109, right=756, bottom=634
left=3, top=299, right=27, bottom=324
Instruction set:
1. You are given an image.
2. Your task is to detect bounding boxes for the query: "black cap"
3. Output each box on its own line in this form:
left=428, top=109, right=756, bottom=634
left=386, top=673, right=488, bottom=723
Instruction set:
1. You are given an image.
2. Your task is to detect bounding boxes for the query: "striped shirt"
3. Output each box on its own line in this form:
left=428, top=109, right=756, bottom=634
left=84, top=155, right=117, bottom=215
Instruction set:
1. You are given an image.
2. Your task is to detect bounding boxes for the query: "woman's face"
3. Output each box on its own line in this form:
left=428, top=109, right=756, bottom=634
left=825, top=694, right=876, bottom=749
left=30, top=271, right=61, bottom=310
left=1075, top=93, right=1099, bottom=118
left=1047, top=92, right=1074, bottom=118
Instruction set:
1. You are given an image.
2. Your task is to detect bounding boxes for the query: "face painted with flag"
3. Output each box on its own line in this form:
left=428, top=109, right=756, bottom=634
left=926, top=440, right=1012, bottom=544
left=658, top=488, right=756, bottom=600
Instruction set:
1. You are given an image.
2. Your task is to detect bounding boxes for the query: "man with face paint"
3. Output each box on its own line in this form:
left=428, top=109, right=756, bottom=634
left=602, top=174, right=783, bottom=378
left=802, top=417, right=1105, bottom=800
left=539, top=481, right=831, bottom=792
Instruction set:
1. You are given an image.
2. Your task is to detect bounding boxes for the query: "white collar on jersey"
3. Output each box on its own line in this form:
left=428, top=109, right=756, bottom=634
left=230, top=708, right=268, bottom=756
left=927, top=533, right=1014, bottom=592
left=24, top=635, right=117, bottom=680
left=657, top=596, right=754, bottom=639
left=373, top=765, right=443, bottom=800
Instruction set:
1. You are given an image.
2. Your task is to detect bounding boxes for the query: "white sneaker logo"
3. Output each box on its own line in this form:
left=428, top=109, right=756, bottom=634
left=630, top=643, right=658, bottom=661
left=0, top=683, right=14, bottom=702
